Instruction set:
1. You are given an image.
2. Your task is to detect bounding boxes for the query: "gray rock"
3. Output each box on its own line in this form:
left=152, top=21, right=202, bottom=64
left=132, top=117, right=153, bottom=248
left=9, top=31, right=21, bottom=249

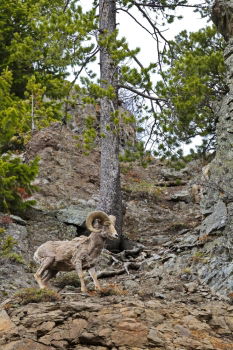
left=160, top=168, right=184, bottom=181
left=170, top=190, right=190, bottom=202
left=200, top=200, right=227, bottom=235
left=184, top=282, right=198, bottom=293
left=140, top=253, right=161, bottom=271
left=123, top=279, right=140, bottom=292
left=9, top=215, right=27, bottom=226
left=56, top=203, right=96, bottom=226
left=147, top=328, right=164, bottom=346
left=4, top=223, right=29, bottom=257
left=152, top=235, right=171, bottom=245
left=176, top=233, right=198, bottom=247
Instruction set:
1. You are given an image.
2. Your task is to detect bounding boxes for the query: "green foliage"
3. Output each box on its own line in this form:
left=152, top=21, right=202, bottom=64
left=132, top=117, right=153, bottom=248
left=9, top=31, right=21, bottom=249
left=0, top=69, right=65, bottom=153
left=119, top=141, right=151, bottom=167
left=0, top=228, right=24, bottom=263
left=153, top=26, right=226, bottom=157
left=0, top=0, right=97, bottom=98
left=120, top=63, right=156, bottom=91
left=0, top=154, right=39, bottom=212
left=0, top=0, right=220, bottom=186
left=99, top=29, right=140, bottom=65
left=0, top=1, right=101, bottom=213
left=0, top=69, right=28, bottom=153
left=83, top=119, right=97, bottom=151
left=25, top=75, right=65, bottom=130
left=13, top=288, right=60, bottom=305
left=0, top=69, right=40, bottom=212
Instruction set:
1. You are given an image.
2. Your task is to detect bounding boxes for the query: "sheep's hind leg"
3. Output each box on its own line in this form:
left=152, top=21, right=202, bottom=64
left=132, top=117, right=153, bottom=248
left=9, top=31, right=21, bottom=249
left=89, top=267, right=101, bottom=291
left=34, top=257, right=55, bottom=289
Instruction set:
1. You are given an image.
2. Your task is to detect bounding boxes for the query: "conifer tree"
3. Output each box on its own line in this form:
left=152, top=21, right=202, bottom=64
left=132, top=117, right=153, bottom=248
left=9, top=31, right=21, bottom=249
left=94, top=0, right=212, bottom=245
left=0, top=69, right=39, bottom=212
left=0, top=0, right=217, bottom=238
left=151, top=26, right=226, bottom=158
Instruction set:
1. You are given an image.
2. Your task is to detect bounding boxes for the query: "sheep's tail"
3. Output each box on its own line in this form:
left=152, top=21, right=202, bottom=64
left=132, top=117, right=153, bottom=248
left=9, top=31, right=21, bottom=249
left=33, top=250, right=41, bottom=264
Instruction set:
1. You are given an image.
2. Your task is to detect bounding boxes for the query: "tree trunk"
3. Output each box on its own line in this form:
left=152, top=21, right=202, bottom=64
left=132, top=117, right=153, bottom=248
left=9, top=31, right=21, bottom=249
left=98, top=0, right=123, bottom=251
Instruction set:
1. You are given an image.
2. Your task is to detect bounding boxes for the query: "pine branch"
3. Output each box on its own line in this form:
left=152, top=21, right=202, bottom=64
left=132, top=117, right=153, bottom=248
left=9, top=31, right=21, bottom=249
left=118, top=84, right=167, bottom=102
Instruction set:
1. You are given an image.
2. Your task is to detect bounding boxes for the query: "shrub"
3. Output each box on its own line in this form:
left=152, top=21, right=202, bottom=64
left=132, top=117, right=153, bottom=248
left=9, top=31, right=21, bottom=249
left=53, top=271, right=81, bottom=289
left=123, top=180, right=163, bottom=198
left=98, top=284, right=128, bottom=296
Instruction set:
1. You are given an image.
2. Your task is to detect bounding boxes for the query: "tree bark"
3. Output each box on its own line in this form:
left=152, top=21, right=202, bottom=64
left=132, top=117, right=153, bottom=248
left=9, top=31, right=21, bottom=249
left=98, top=0, right=123, bottom=250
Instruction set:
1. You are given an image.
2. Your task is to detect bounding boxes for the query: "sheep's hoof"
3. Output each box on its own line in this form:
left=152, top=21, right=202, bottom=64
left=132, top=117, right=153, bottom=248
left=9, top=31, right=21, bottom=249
left=80, top=289, right=88, bottom=295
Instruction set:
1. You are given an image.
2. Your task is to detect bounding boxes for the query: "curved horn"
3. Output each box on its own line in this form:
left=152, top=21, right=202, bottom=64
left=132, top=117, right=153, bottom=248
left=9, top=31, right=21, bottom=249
left=86, top=211, right=110, bottom=232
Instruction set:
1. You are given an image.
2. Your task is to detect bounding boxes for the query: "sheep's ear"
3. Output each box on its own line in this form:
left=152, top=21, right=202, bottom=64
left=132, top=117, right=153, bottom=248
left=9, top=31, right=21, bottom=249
left=108, top=215, right=116, bottom=225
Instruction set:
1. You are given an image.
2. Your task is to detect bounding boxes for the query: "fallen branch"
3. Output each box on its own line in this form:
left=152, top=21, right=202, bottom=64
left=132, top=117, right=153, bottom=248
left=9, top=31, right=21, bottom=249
left=108, top=246, right=143, bottom=262
left=97, top=262, right=140, bottom=279
left=154, top=180, right=188, bottom=187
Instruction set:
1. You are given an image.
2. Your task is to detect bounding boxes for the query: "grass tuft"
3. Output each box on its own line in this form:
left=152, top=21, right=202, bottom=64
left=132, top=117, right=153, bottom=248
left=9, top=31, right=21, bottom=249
left=13, top=287, right=60, bottom=305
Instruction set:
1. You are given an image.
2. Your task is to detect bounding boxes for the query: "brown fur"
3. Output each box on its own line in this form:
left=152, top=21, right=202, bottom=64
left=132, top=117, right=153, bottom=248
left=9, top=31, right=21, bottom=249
left=33, top=212, right=118, bottom=292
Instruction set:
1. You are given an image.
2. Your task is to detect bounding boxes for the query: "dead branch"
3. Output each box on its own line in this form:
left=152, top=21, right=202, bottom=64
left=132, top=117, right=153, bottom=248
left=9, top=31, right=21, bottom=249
left=97, top=262, right=140, bottom=279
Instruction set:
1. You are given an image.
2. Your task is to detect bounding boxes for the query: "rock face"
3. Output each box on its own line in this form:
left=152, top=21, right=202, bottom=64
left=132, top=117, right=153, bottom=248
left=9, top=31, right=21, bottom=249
left=196, top=0, right=233, bottom=294
left=200, top=200, right=227, bottom=235
left=0, top=123, right=233, bottom=349
left=25, top=122, right=100, bottom=210
left=1, top=294, right=233, bottom=350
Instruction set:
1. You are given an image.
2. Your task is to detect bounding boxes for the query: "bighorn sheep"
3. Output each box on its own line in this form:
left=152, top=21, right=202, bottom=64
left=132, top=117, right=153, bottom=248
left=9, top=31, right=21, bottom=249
left=33, top=211, right=118, bottom=293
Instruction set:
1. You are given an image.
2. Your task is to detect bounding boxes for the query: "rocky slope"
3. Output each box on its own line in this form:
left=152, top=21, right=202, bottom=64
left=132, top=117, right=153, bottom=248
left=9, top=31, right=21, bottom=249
left=0, top=123, right=233, bottom=349
left=1, top=293, right=233, bottom=350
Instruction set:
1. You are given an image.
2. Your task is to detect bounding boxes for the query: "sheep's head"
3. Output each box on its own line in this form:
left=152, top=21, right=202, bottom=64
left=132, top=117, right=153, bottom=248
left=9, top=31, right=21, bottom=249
left=86, top=211, right=118, bottom=239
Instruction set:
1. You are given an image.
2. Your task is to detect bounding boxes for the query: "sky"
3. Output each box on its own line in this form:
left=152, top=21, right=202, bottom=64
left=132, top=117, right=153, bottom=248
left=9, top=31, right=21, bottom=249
left=77, top=1, right=209, bottom=154
left=117, top=1, right=208, bottom=66
left=77, top=1, right=208, bottom=79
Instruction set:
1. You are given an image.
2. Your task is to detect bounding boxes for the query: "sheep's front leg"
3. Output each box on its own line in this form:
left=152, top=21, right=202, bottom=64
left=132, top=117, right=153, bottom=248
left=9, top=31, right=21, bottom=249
left=75, top=261, right=87, bottom=293
left=34, top=256, right=54, bottom=289
left=89, top=267, right=101, bottom=291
